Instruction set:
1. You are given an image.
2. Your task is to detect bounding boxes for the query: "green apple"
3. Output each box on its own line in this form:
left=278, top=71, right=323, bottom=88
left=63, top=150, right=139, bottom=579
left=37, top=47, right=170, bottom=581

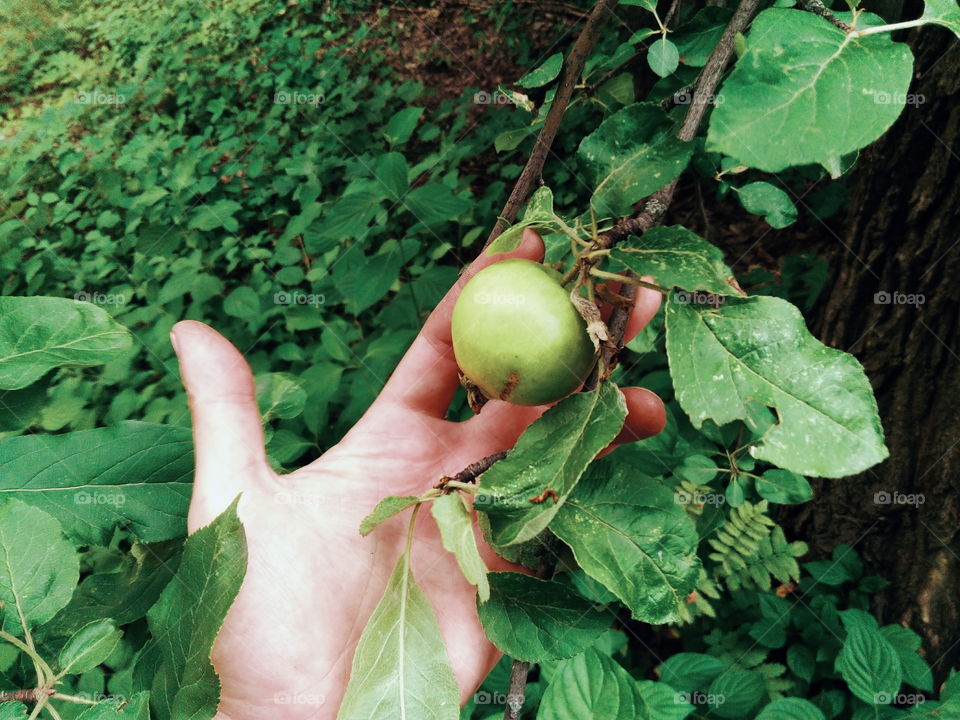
left=451, top=259, right=596, bottom=406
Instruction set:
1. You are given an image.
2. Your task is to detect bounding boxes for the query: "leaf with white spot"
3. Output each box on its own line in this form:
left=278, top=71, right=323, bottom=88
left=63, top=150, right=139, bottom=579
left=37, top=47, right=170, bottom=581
left=707, top=9, right=914, bottom=172
left=609, top=226, right=740, bottom=296
left=475, top=383, right=627, bottom=547
left=665, top=294, right=888, bottom=477
left=549, top=461, right=701, bottom=624
left=578, top=103, right=693, bottom=217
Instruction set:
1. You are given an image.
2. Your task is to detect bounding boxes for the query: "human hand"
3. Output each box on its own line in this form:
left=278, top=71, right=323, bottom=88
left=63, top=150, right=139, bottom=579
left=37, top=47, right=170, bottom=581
left=170, top=229, right=666, bottom=719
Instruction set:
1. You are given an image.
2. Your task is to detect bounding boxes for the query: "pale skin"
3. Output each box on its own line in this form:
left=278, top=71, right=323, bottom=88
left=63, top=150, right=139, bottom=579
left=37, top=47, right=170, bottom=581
left=170, top=229, right=666, bottom=719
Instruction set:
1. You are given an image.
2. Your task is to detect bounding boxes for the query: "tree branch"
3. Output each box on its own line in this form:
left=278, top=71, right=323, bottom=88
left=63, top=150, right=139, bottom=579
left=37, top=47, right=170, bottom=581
left=798, top=0, right=852, bottom=32
left=502, top=660, right=532, bottom=720
left=483, top=0, right=619, bottom=250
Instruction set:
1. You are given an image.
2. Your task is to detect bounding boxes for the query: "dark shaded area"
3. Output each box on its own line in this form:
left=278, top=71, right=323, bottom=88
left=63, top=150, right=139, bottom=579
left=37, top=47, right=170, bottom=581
left=782, top=28, right=960, bottom=683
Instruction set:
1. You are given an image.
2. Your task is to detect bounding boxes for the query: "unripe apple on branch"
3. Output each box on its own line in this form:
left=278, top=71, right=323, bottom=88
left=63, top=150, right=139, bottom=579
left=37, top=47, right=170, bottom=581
left=451, top=259, right=596, bottom=406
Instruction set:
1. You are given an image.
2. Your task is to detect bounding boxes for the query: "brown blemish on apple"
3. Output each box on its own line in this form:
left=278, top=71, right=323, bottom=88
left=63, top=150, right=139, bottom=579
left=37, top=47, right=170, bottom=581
left=499, top=371, right=520, bottom=401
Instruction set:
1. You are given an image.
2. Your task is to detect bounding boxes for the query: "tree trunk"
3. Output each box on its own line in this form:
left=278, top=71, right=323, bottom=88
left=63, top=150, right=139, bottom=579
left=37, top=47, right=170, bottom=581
left=786, top=28, right=960, bottom=684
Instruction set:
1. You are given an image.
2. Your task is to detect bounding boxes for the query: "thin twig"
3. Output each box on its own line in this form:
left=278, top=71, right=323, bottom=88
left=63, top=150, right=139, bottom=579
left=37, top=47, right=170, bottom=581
left=798, top=0, right=852, bottom=31
left=695, top=177, right=712, bottom=240
left=483, top=0, right=619, bottom=250
left=435, top=450, right=508, bottom=488
left=663, top=0, right=682, bottom=28
left=0, top=689, right=50, bottom=704
left=502, top=661, right=532, bottom=720
left=502, top=556, right=557, bottom=719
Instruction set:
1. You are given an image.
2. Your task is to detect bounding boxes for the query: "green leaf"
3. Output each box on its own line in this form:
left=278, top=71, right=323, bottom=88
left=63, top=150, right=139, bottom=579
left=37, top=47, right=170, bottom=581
left=223, top=285, right=262, bottom=320
left=74, top=693, right=150, bottom=719
left=148, top=499, right=247, bottom=720
left=335, top=244, right=403, bottom=315
left=403, top=184, right=471, bottom=226
left=550, top=461, right=700, bottom=624
left=804, top=543, right=862, bottom=586
left=497, top=86, right=536, bottom=112
left=538, top=648, right=651, bottom=720
left=518, top=52, right=564, bottom=88
left=97, top=209, right=122, bottom=229
left=477, top=572, right=610, bottom=662
left=675, top=454, right=719, bottom=484
left=278, top=201, right=324, bottom=243
left=474, top=383, right=627, bottom=547
left=708, top=669, right=767, bottom=718
left=0, top=297, right=133, bottom=390
left=665, top=295, right=888, bottom=477
left=255, top=372, right=307, bottom=420
left=597, top=73, right=636, bottom=106
left=337, top=553, right=460, bottom=720
left=486, top=186, right=569, bottom=255
left=637, top=679, right=695, bottom=720
left=132, top=186, right=168, bottom=209
left=313, top=192, right=382, bottom=241
left=757, top=698, right=826, bottom=720
left=431, top=493, right=489, bottom=601
left=756, top=469, right=813, bottom=504
left=374, top=151, right=410, bottom=200
left=836, top=609, right=903, bottom=705
left=360, top=496, right=421, bottom=536
left=921, top=0, right=960, bottom=37
left=735, top=181, right=798, bottom=228
left=0, top=377, right=50, bottom=432
left=59, top=619, right=123, bottom=675
left=648, top=38, right=680, bottom=77
left=674, top=8, right=734, bottom=67
left=787, top=647, right=817, bottom=688
left=495, top=127, right=531, bottom=153
left=881, top=625, right=932, bottom=692
left=188, top=199, right=242, bottom=232
left=384, top=106, right=424, bottom=146
left=619, top=0, right=657, bottom=11
left=44, top=540, right=182, bottom=638
left=707, top=9, right=914, bottom=172
left=578, top=102, right=694, bottom=217
left=0, top=703, right=28, bottom=719
left=0, top=422, right=193, bottom=544
left=0, top=500, right=78, bottom=634
left=609, top=226, right=739, bottom=295
left=659, top=652, right=727, bottom=693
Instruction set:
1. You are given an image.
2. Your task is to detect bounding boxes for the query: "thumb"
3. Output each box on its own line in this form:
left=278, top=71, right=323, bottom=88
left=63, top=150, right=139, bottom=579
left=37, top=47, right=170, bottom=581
left=171, top=320, right=270, bottom=532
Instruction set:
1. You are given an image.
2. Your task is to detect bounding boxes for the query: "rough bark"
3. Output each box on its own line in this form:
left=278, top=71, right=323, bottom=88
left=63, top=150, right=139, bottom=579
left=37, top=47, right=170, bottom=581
left=785, top=28, right=960, bottom=684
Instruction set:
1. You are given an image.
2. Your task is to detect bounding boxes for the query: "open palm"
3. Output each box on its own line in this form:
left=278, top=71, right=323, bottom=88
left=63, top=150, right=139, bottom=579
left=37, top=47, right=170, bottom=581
left=170, top=230, right=666, bottom=720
